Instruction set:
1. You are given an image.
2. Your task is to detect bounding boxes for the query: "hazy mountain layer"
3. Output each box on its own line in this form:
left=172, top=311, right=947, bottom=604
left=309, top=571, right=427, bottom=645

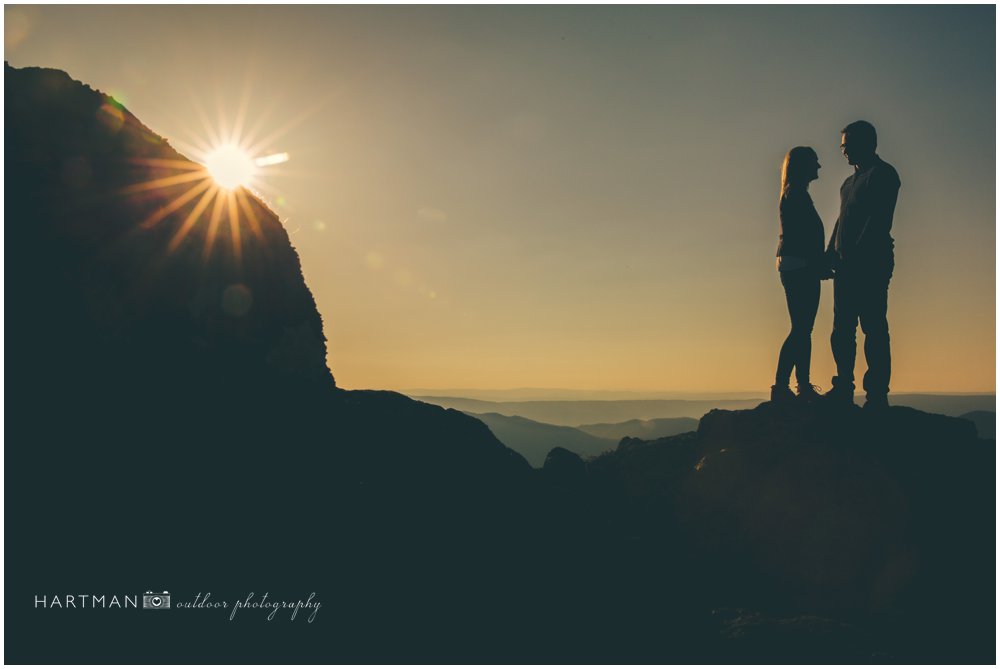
left=577, top=416, right=699, bottom=441
left=467, top=412, right=616, bottom=467
left=887, top=394, right=994, bottom=416
left=413, top=396, right=761, bottom=425
left=414, top=394, right=996, bottom=426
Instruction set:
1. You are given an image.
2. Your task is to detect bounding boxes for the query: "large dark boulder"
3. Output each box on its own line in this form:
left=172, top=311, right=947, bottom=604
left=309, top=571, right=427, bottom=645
left=682, top=402, right=989, bottom=614
left=586, top=401, right=994, bottom=660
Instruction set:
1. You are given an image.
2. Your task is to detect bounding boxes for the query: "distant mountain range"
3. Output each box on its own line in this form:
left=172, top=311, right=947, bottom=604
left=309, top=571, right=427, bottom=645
left=887, top=394, right=995, bottom=417
left=442, top=395, right=994, bottom=466
left=414, top=396, right=761, bottom=425
left=414, top=394, right=994, bottom=427
left=467, top=412, right=616, bottom=467
left=577, top=416, right=700, bottom=440
left=467, top=412, right=702, bottom=467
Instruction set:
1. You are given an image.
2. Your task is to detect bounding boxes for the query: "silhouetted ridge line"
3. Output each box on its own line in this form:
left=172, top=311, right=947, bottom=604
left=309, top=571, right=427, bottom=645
left=6, top=61, right=334, bottom=398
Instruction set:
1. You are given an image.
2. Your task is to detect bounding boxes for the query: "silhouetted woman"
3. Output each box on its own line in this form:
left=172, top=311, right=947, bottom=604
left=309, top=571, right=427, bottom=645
left=772, top=146, right=828, bottom=402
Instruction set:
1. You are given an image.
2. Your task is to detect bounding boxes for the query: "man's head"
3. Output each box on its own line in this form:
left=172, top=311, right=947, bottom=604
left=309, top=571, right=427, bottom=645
left=840, top=120, right=877, bottom=166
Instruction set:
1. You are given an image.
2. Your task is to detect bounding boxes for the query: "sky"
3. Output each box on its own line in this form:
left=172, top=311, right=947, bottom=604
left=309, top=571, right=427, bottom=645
left=5, top=5, right=996, bottom=394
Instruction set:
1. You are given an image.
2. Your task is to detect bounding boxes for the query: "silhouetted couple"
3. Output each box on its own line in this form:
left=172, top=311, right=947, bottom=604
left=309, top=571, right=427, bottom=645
left=772, top=120, right=901, bottom=410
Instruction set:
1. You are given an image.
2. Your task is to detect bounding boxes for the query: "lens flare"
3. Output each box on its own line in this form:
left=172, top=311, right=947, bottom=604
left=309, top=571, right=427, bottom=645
left=255, top=152, right=289, bottom=167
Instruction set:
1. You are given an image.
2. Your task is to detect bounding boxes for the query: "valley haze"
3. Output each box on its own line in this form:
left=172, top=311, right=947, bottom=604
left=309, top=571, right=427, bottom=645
left=408, top=392, right=994, bottom=426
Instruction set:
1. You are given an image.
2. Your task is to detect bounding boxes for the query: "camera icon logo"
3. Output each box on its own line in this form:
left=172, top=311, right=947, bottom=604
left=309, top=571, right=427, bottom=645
left=142, top=591, right=171, bottom=610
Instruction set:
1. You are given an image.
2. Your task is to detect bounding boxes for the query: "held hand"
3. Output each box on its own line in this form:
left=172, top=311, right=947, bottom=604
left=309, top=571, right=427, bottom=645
left=821, top=249, right=840, bottom=280
left=824, top=248, right=841, bottom=271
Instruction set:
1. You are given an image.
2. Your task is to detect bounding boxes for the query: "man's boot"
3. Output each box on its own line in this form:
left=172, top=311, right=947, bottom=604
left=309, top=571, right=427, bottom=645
left=796, top=384, right=822, bottom=403
left=863, top=394, right=889, bottom=411
left=822, top=382, right=855, bottom=407
left=771, top=384, right=796, bottom=404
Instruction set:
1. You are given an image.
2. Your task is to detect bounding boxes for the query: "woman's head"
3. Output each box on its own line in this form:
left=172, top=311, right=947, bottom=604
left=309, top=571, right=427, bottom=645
left=780, top=146, right=821, bottom=195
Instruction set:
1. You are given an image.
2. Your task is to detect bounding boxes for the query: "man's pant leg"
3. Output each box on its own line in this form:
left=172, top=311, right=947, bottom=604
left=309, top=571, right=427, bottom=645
left=859, top=274, right=891, bottom=399
left=830, top=272, right=860, bottom=390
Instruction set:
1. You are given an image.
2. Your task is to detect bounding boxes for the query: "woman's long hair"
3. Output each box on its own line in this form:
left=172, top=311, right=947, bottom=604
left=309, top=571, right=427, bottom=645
left=780, top=146, right=817, bottom=198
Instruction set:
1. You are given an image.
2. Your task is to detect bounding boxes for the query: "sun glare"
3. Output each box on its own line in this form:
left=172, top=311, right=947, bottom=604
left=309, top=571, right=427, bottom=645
left=120, top=81, right=317, bottom=264
left=205, top=145, right=256, bottom=190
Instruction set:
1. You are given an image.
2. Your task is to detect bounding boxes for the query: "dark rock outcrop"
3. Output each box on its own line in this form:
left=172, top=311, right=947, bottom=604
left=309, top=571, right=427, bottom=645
left=5, top=63, right=537, bottom=664
left=959, top=409, right=995, bottom=439
left=586, top=401, right=994, bottom=661
left=5, top=60, right=531, bottom=498
left=6, top=62, right=334, bottom=404
left=542, top=446, right=587, bottom=483
left=684, top=403, right=987, bottom=612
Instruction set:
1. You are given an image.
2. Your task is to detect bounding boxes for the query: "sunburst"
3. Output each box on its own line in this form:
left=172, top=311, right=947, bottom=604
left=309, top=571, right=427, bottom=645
left=119, top=78, right=327, bottom=264
left=124, top=157, right=273, bottom=265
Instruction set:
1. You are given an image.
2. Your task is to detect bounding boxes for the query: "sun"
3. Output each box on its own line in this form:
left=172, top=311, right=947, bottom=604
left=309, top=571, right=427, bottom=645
left=119, top=78, right=319, bottom=263
left=204, top=144, right=256, bottom=190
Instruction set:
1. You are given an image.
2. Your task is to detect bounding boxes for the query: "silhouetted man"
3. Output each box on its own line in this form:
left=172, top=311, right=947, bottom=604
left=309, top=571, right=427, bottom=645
left=825, top=120, right=900, bottom=409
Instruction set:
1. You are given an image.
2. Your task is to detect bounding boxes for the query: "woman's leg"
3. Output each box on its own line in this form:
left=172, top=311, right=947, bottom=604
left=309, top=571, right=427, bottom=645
left=775, top=272, right=800, bottom=386
left=777, top=271, right=820, bottom=387
left=792, top=277, right=821, bottom=386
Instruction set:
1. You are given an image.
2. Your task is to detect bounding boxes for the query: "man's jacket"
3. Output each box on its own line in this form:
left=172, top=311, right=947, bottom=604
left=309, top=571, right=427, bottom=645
left=828, top=154, right=901, bottom=274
